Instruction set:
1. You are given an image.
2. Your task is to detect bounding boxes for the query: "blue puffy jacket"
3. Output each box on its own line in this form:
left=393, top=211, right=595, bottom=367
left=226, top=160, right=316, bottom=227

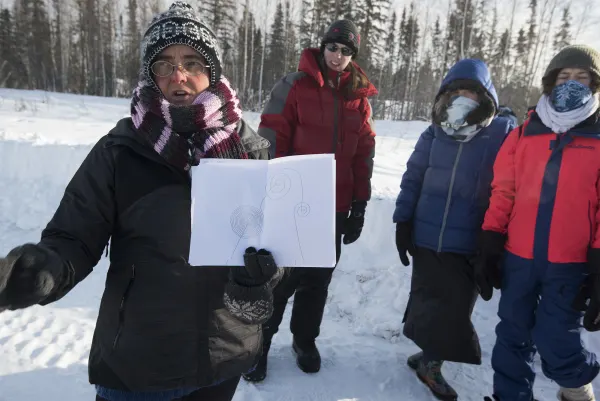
left=392, top=59, right=516, bottom=254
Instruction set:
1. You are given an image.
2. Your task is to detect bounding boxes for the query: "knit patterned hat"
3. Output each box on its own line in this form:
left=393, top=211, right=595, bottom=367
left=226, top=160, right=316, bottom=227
left=140, top=1, right=222, bottom=87
left=321, top=19, right=361, bottom=57
left=542, top=44, right=600, bottom=93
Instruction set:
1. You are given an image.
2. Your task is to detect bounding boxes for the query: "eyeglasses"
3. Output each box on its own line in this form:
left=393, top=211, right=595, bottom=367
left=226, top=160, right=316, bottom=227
left=325, top=43, right=354, bottom=57
left=151, top=60, right=208, bottom=77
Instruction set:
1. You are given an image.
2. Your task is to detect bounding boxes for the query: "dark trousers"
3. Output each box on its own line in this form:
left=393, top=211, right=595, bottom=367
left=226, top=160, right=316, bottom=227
left=492, top=252, right=599, bottom=401
left=403, top=246, right=481, bottom=364
left=262, top=212, right=348, bottom=345
left=95, top=376, right=241, bottom=401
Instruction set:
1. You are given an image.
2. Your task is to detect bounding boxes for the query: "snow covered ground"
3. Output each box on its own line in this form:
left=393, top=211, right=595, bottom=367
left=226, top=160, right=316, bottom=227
left=0, top=88, right=599, bottom=401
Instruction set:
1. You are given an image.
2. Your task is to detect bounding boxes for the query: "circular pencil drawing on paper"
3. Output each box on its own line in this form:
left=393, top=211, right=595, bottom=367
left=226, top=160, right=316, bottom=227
left=295, top=202, right=310, bottom=217
left=267, top=173, right=292, bottom=200
left=230, top=205, right=264, bottom=239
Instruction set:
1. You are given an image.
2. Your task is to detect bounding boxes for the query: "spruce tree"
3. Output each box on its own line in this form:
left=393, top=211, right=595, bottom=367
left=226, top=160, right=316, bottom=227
left=553, top=6, right=571, bottom=53
left=0, top=8, right=15, bottom=87
left=299, top=0, right=314, bottom=49
left=267, top=2, right=286, bottom=88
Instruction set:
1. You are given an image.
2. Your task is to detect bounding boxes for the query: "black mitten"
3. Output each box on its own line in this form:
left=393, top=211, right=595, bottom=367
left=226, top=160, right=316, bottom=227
left=395, top=222, right=415, bottom=267
left=579, top=249, right=600, bottom=332
left=224, top=247, right=283, bottom=324
left=343, top=201, right=367, bottom=245
left=232, top=247, right=278, bottom=287
left=475, top=231, right=506, bottom=301
left=0, top=243, right=66, bottom=311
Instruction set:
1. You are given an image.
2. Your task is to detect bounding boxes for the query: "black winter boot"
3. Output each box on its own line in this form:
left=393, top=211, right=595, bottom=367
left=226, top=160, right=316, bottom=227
left=292, top=338, right=321, bottom=373
left=242, top=343, right=270, bottom=382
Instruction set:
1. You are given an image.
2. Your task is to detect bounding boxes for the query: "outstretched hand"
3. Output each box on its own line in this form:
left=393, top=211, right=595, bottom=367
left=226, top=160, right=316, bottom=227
left=0, top=244, right=64, bottom=311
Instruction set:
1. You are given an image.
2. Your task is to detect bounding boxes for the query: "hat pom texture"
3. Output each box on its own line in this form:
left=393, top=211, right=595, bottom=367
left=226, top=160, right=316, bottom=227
left=140, top=1, right=222, bottom=87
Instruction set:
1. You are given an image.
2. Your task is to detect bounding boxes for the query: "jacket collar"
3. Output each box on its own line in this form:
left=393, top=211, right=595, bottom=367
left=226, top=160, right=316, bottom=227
left=524, top=109, right=600, bottom=138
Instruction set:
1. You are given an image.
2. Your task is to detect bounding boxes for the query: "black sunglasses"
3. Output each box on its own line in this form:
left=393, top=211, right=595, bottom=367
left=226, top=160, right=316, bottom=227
left=325, top=43, right=354, bottom=57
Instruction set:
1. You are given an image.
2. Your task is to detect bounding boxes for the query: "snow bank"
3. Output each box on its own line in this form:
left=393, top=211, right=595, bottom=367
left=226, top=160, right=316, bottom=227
left=0, top=88, right=426, bottom=252
left=0, top=141, right=89, bottom=249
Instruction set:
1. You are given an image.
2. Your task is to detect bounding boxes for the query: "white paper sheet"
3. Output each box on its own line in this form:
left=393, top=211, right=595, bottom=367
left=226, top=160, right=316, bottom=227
left=188, top=154, right=336, bottom=268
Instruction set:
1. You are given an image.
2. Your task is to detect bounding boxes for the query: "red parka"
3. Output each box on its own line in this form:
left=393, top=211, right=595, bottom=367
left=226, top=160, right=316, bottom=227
left=483, top=110, right=600, bottom=263
left=257, top=48, right=378, bottom=212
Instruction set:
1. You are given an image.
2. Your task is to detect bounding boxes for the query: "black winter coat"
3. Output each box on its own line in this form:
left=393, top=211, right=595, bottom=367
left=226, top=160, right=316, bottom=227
left=37, top=117, right=271, bottom=392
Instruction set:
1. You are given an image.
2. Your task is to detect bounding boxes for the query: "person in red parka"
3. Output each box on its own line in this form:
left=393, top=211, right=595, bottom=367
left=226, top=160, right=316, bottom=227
left=243, top=19, right=378, bottom=382
left=477, top=45, right=600, bottom=401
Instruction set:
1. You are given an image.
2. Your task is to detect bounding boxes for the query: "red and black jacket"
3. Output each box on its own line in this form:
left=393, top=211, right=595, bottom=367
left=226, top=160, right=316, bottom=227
left=257, top=48, right=378, bottom=212
left=483, top=109, right=600, bottom=263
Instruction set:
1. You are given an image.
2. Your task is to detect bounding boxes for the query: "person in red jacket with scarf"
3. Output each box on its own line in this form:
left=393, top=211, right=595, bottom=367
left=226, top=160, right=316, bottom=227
left=243, top=19, right=377, bottom=382
left=477, top=45, right=600, bottom=401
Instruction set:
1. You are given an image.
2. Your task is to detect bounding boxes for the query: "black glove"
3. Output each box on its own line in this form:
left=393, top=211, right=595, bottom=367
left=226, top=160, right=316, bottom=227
left=224, top=247, right=283, bottom=324
left=475, top=231, right=506, bottom=301
left=573, top=249, right=600, bottom=332
left=0, top=243, right=66, bottom=311
left=231, top=247, right=278, bottom=287
left=395, top=221, right=415, bottom=267
left=343, top=201, right=367, bottom=245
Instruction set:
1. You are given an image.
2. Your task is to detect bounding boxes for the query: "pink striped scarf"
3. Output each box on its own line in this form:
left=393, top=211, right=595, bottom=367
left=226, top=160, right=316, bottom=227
left=131, top=76, right=248, bottom=171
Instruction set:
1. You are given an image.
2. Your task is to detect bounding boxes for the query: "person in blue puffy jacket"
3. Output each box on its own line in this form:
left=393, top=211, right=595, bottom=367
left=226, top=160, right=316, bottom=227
left=392, top=58, right=516, bottom=400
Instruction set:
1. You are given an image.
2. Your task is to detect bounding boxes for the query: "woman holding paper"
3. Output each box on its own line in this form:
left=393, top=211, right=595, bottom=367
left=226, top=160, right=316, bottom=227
left=0, top=2, right=283, bottom=401
left=245, top=19, right=377, bottom=382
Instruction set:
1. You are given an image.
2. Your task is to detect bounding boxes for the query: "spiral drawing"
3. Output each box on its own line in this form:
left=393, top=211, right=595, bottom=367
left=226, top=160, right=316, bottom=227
left=267, top=173, right=291, bottom=200
left=230, top=205, right=264, bottom=239
left=295, top=202, right=310, bottom=217
left=227, top=169, right=311, bottom=265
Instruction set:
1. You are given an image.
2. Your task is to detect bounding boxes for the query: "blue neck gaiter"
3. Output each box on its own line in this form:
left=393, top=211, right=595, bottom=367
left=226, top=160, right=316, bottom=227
left=550, top=80, right=593, bottom=112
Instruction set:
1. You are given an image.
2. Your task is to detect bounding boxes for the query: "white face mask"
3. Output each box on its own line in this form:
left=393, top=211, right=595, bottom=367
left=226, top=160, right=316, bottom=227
left=440, top=96, right=481, bottom=142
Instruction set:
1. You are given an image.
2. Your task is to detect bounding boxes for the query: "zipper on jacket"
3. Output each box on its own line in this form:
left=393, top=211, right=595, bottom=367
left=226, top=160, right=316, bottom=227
left=437, top=143, right=464, bottom=252
left=112, top=264, right=136, bottom=350
left=330, top=86, right=340, bottom=154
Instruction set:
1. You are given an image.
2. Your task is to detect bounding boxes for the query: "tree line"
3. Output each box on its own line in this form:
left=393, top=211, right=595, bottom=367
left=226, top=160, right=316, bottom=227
left=0, top=0, right=588, bottom=121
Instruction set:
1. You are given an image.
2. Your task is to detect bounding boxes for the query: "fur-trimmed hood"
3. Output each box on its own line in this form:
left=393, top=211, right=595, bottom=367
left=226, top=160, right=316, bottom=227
left=432, top=59, right=498, bottom=127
